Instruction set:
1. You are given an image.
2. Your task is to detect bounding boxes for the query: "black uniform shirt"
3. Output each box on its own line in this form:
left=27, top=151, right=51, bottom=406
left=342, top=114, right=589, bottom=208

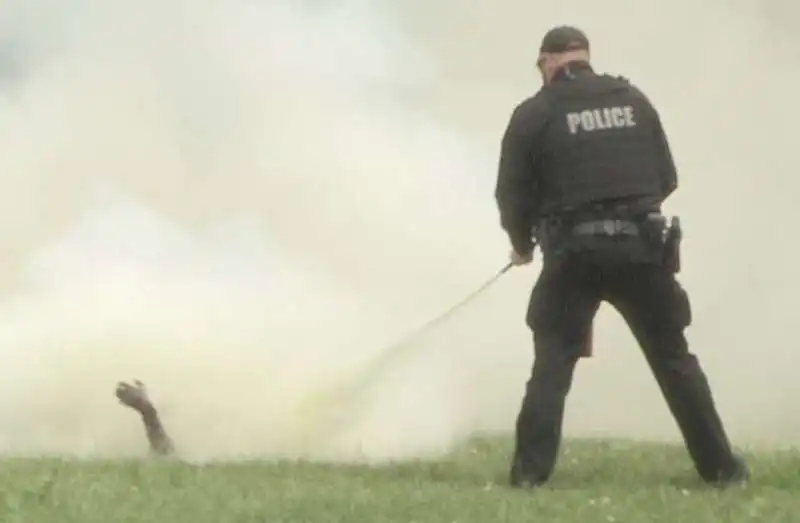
left=494, top=61, right=678, bottom=254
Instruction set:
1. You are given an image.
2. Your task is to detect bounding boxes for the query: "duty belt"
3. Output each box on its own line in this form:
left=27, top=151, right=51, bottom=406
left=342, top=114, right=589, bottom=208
left=572, top=219, right=639, bottom=236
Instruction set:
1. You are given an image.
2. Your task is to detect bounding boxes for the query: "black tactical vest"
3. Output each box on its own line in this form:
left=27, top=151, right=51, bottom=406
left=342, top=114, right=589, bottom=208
left=535, top=70, right=665, bottom=216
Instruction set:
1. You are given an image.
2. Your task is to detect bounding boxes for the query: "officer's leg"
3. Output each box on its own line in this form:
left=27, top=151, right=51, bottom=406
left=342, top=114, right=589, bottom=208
left=606, top=265, right=746, bottom=484
left=511, top=260, right=600, bottom=487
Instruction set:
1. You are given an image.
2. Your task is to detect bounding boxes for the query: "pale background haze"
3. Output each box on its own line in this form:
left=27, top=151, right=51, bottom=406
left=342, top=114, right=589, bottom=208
left=0, top=0, right=795, bottom=462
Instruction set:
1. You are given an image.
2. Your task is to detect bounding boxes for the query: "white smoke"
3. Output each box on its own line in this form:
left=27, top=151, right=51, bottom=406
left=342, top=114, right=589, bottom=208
left=0, top=0, right=796, bottom=463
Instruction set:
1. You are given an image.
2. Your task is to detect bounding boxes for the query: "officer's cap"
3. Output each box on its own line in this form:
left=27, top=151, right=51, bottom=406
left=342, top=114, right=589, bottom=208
left=539, top=25, right=590, bottom=54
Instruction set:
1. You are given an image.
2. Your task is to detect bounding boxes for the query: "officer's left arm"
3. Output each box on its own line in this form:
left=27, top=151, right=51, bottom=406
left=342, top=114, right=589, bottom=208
left=652, top=114, right=678, bottom=198
left=494, top=99, right=547, bottom=255
left=630, top=85, right=678, bottom=198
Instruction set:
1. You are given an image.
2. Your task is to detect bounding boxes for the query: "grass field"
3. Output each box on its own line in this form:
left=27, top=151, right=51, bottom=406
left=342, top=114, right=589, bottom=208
left=0, top=437, right=798, bottom=522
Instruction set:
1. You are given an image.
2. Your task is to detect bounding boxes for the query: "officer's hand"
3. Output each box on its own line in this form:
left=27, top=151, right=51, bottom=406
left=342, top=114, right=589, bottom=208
left=509, top=250, right=533, bottom=266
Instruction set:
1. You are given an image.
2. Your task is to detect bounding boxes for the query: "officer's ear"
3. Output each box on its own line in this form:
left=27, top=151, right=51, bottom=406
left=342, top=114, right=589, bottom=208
left=535, top=54, right=546, bottom=78
left=536, top=53, right=554, bottom=83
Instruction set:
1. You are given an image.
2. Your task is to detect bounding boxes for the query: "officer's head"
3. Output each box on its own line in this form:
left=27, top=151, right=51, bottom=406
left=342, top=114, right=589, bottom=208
left=536, top=26, right=591, bottom=85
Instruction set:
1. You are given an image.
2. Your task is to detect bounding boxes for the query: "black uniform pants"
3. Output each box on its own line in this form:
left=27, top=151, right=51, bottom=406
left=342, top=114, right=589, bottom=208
left=513, top=255, right=739, bottom=483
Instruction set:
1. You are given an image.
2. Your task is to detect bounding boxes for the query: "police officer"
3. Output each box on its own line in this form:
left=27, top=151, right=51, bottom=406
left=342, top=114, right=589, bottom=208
left=495, top=25, right=748, bottom=488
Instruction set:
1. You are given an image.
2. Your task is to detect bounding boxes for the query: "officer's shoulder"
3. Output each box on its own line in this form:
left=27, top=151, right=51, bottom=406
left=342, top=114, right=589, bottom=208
left=511, top=89, right=553, bottom=121
left=605, top=73, right=631, bottom=84
left=597, top=73, right=637, bottom=92
left=600, top=73, right=652, bottom=101
left=503, top=92, right=552, bottom=138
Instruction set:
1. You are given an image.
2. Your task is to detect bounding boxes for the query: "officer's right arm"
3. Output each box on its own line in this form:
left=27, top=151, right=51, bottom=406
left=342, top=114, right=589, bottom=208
left=494, top=96, right=549, bottom=254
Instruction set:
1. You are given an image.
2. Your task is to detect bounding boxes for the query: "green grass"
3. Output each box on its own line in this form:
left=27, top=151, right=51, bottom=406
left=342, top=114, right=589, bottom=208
left=0, top=437, right=798, bottom=522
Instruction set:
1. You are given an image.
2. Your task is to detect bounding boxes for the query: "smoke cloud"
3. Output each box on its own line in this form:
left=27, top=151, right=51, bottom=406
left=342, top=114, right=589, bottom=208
left=0, top=0, right=795, bottom=462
